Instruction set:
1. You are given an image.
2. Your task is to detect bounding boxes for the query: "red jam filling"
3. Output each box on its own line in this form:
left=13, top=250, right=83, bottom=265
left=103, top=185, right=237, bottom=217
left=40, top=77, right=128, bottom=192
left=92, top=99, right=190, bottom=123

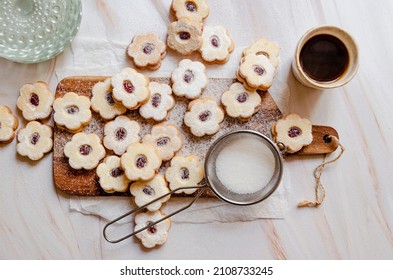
left=198, top=110, right=211, bottom=122
left=180, top=167, right=190, bottom=180
left=253, top=66, right=265, bottom=76
left=115, top=127, right=127, bottom=141
left=79, top=144, right=92, bottom=156
left=66, top=106, right=79, bottom=114
left=29, top=93, right=40, bottom=107
left=179, top=32, right=191, bottom=40
left=288, top=126, right=302, bottom=138
left=151, top=94, right=161, bottom=108
left=183, top=70, right=194, bottom=83
left=185, top=1, right=197, bottom=12
left=236, top=92, right=248, bottom=103
left=123, top=81, right=134, bottom=94
left=143, top=43, right=154, bottom=55
left=156, top=137, right=169, bottom=146
left=210, top=35, right=220, bottom=48
left=142, top=185, right=155, bottom=196
left=30, top=132, right=40, bottom=145
left=110, top=167, right=124, bottom=178
left=136, top=155, right=148, bottom=169
left=146, top=221, right=157, bottom=234
left=105, top=92, right=115, bottom=106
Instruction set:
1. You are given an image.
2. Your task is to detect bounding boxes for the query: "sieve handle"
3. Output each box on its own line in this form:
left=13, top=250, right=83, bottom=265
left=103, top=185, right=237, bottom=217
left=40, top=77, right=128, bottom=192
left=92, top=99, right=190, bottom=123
left=103, top=185, right=207, bottom=243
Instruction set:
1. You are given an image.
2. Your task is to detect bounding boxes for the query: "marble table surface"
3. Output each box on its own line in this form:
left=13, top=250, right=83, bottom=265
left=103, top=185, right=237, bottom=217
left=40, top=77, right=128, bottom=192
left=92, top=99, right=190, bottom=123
left=1, top=0, right=393, bottom=259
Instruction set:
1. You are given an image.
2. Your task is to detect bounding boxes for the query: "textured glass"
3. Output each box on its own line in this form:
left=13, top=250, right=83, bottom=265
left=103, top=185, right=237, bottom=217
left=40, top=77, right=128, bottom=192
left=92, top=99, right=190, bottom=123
left=0, top=0, right=82, bottom=63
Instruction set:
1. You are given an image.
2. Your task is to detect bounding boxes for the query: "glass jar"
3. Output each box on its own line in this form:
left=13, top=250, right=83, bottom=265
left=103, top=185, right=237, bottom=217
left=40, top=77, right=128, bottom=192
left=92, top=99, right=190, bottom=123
left=0, top=0, right=82, bottom=63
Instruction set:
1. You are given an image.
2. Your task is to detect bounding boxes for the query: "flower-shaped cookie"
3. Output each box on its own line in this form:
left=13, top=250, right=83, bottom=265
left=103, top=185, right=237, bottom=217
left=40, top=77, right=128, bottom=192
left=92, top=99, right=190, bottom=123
left=139, top=82, right=175, bottom=121
left=64, top=132, right=106, bottom=170
left=120, top=142, right=162, bottom=181
left=171, top=59, right=208, bottom=99
left=0, top=105, right=19, bottom=144
left=16, top=121, right=53, bottom=161
left=221, top=82, right=262, bottom=120
left=165, top=155, right=204, bottom=194
left=103, top=116, right=140, bottom=156
left=238, top=54, right=276, bottom=91
left=130, top=174, right=171, bottom=212
left=17, top=81, right=54, bottom=121
left=91, top=78, right=127, bottom=120
left=170, top=0, right=210, bottom=22
left=243, top=37, right=280, bottom=69
left=111, top=67, right=150, bottom=110
left=200, top=25, right=234, bottom=64
left=143, top=123, right=184, bottom=161
left=272, top=113, right=313, bottom=153
left=53, top=92, right=92, bottom=132
left=184, top=97, right=224, bottom=137
left=134, top=210, right=171, bottom=249
left=167, top=18, right=202, bottom=55
left=96, top=155, right=131, bottom=193
left=127, top=33, right=167, bottom=70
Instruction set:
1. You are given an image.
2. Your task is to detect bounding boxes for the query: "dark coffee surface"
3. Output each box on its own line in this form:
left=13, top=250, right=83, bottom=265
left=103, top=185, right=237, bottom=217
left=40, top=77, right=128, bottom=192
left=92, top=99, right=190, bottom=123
left=300, top=34, right=349, bottom=82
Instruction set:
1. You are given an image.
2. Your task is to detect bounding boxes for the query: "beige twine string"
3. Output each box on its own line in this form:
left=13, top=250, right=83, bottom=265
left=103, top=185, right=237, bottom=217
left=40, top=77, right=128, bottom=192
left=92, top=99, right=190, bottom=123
left=298, top=135, right=345, bottom=208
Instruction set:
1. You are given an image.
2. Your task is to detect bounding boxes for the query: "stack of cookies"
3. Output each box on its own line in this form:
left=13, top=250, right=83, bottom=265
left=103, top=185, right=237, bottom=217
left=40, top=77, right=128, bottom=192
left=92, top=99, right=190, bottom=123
left=237, top=38, right=280, bottom=91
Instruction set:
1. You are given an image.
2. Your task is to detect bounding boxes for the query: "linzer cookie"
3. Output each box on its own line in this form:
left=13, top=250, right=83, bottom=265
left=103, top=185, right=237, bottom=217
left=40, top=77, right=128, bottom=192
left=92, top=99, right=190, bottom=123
left=103, top=115, right=140, bottom=156
left=139, top=82, right=175, bottom=121
left=134, top=210, right=171, bottom=248
left=243, top=37, right=280, bottom=70
left=64, top=132, right=106, bottom=170
left=221, top=82, right=262, bottom=120
left=111, top=67, right=150, bottom=110
left=170, top=0, right=210, bottom=22
left=237, top=54, right=276, bottom=91
left=127, top=33, right=166, bottom=71
left=0, top=105, right=19, bottom=144
left=199, top=25, right=234, bottom=64
left=96, top=155, right=130, bottom=193
left=171, top=59, right=208, bottom=99
left=272, top=113, right=313, bottom=153
left=165, top=155, right=204, bottom=194
left=130, top=174, right=171, bottom=212
left=120, top=142, right=162, bottom=181
left=16, top=121, right=53, bottom=161
left=91, top=78, right=127, bottom=120
left=143, top=123, right=184, bottom=161
left=53, top=92, right=92, bottom=132
left=17, top=81, right=54, bottom=121
left=167, top=18, right=202, bottom=55
left=184, top=97, right=224, bottom=137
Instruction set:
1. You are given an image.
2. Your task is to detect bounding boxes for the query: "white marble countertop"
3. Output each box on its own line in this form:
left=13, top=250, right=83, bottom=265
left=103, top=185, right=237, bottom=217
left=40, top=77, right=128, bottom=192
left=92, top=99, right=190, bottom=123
left=1, top=0, right=393, bottom=259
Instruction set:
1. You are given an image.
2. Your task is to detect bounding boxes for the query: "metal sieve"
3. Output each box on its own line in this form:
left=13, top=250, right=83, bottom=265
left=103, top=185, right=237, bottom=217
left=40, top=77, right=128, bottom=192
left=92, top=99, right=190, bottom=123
left=103, top=130, right=283, bottom=243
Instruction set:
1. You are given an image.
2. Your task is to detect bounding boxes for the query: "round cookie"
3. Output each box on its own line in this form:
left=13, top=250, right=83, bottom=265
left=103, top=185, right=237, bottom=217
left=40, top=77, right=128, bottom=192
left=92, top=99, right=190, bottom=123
left=139, top=82, right=175, bottom=121
left=111, top=67, right=150, bottom=110
left=143, top=123, right=184, bottom=161
left=184, top=97, right=224, bottom=137
left=120, top=142, right=162, bottom=181
left=127, top=33, right=167, bottom=70
left=17, top=81, right=54, bottom=121
left=130, top=174, right=171, bottom=212
left=53, top=92, right=92, bottom=132
left=170, top=0, right=210, bottom=22
left=167, top=17, right=202, bottom=55
left=96, top=155, right=131, bottom=193
left=171, top=59, right=208, bottom=99
left=0, top=105, right=19, bottom=144
left=134, top=210, right=171, bottom=249
left=103, top=115, right=140, bottom=156
left=16, top=121, right=53, bottom=161
left=199, top=25, right=234, bottom=64
left=64, top=132, right=106, bottom=170
left=221, top=82, right=262, bottom=120
left=165, top=155, right=204, bottom=194
left=91, top=78, right=127, bottom=120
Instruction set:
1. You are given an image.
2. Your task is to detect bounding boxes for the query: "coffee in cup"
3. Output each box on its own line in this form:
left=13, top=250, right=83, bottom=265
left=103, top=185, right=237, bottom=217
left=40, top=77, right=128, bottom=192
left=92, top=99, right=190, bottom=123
left=292, top=26, right=359, bottom=89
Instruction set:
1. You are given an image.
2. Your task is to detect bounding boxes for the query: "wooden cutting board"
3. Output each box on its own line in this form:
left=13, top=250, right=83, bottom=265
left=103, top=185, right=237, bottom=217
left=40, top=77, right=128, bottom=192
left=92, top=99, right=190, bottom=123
left=53, top=76, right=339, bottom=196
